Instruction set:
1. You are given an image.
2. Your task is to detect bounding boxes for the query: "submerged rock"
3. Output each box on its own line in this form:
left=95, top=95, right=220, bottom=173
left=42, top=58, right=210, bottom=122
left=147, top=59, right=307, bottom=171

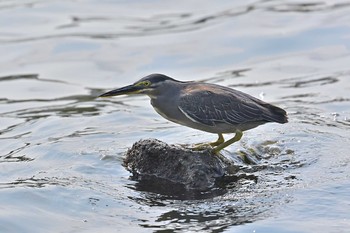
left=123, top=138, right=245, bottom=194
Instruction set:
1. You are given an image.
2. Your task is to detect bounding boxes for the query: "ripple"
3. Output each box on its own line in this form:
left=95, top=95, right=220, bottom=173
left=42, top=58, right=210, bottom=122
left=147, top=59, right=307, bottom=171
left=2, top=0, right=350, bottom=44
left=1, top=0, right=350, bottom=232
left=267, top=1, right=350, bottom=13
left=288, top=76, right=338, bottom=88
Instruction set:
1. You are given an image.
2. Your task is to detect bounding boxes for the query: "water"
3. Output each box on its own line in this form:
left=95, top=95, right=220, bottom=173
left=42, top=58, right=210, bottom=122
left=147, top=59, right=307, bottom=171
left=1, top=0, right=350, bottom=232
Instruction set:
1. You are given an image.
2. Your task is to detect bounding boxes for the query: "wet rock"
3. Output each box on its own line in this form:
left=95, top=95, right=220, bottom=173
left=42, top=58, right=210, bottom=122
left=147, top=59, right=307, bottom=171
left=123, top=138, right=241, bottom=193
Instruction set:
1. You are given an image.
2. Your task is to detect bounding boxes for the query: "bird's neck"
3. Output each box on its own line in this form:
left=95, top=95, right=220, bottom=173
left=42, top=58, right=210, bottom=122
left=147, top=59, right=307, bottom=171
left=148, top=82, right=183, bottom=100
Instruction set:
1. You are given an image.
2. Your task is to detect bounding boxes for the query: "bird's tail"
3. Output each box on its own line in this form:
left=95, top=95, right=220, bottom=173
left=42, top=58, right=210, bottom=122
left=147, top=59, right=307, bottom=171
left=263, top=103, right=288, bottom=124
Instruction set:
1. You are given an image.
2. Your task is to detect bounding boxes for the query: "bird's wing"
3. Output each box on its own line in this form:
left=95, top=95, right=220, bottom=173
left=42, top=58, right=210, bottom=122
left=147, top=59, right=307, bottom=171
left=178, top=88, right=264, bottom=126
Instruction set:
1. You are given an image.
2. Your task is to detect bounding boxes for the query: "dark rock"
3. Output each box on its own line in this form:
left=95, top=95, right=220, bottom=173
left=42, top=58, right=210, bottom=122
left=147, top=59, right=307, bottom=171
left=123, top=138, right=243, bottom=194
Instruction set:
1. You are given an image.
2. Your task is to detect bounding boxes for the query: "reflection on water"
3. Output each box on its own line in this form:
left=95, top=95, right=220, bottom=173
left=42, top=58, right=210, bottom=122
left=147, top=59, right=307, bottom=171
left=1, top=0, right=350, bottom=232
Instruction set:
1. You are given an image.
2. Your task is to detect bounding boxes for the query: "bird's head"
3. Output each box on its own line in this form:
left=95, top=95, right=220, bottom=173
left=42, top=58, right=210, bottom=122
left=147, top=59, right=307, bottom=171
left=99, top=73, right=178, bottom=98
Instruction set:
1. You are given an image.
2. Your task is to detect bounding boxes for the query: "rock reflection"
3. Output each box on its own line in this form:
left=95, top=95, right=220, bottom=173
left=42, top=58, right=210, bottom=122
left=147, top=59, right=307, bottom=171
left=145, top=206, right=255, bottom=232
left=135, top=180, right=288, bottom=232
left=128, top=175, right=242, bottom=200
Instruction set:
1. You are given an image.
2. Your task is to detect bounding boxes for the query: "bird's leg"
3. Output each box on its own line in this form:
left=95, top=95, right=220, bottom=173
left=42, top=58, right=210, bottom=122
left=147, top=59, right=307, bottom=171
left=210, top=134, right=224, bottom=147
left=213, top=130, right=243, bottom=154
left=192, top=134, right=224, bottom=150
left=191, top=142, right=212, bottom=150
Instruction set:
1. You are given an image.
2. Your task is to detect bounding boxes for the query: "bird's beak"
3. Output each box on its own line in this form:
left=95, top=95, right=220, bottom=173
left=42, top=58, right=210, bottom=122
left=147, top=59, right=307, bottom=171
left=99, top=84, right=143, bottom=97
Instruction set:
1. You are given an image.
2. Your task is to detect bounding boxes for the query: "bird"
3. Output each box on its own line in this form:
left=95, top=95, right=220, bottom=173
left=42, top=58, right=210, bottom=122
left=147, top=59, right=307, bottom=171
left=99, top=73, right=288, bottom=153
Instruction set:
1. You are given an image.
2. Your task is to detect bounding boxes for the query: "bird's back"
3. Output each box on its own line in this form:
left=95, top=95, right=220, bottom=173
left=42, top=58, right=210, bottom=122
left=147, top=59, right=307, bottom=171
left=177, top=82, right=287, bottom=132
left=229, top=86, right=287, bottom=124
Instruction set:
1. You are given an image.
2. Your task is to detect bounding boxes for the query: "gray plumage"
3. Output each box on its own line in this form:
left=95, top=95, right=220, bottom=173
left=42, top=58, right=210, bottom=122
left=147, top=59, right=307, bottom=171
left=146, top=74, right=287, bottom=133
left=100, top=73, right=288, bottom=152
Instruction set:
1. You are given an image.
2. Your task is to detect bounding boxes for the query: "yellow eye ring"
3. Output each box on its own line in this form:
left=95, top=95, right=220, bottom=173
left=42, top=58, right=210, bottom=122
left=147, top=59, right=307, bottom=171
left=143, top=81, right=151, bottom=86
left=135, top=80, right=151, bottom=87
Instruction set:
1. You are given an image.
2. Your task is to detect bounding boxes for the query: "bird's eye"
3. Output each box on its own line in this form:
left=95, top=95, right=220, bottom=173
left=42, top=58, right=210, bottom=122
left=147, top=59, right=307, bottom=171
left=136, top=81, right=151, bottom=87
left=143, top=81, right=151, bottom=86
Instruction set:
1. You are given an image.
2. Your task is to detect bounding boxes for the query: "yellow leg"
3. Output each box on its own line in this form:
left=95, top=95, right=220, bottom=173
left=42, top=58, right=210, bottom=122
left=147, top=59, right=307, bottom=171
left=213, top=130, right=243, bottom=154
left=210, top=134, right=224, bottom=147
left=192, top=134, right=224, bottom=151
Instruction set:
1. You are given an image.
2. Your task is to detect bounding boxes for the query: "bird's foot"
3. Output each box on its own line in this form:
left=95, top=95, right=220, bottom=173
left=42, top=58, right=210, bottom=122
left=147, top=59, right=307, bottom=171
left=177, top=143, right=210, bottom=151
left=190, top=143, right=213, bottom=151
left=211, top=146, right=223, bottom=155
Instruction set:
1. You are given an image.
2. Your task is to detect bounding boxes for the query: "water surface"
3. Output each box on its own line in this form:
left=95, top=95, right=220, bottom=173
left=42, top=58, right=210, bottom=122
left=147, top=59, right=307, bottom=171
left=1, top=0, right=350, bottom=232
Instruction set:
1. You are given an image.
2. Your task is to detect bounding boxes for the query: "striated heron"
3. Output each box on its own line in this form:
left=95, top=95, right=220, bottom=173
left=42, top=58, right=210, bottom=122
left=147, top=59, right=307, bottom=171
left=99, top=73, right=288, bottom=153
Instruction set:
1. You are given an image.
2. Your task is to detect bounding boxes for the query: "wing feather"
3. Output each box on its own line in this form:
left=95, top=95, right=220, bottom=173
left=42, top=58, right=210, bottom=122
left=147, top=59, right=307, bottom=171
left=178, top=88, right=264, bottom=126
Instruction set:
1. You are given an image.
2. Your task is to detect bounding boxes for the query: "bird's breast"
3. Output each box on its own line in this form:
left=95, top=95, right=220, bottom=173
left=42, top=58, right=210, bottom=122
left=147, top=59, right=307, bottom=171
left=150, top=97, right=184, bottom=125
